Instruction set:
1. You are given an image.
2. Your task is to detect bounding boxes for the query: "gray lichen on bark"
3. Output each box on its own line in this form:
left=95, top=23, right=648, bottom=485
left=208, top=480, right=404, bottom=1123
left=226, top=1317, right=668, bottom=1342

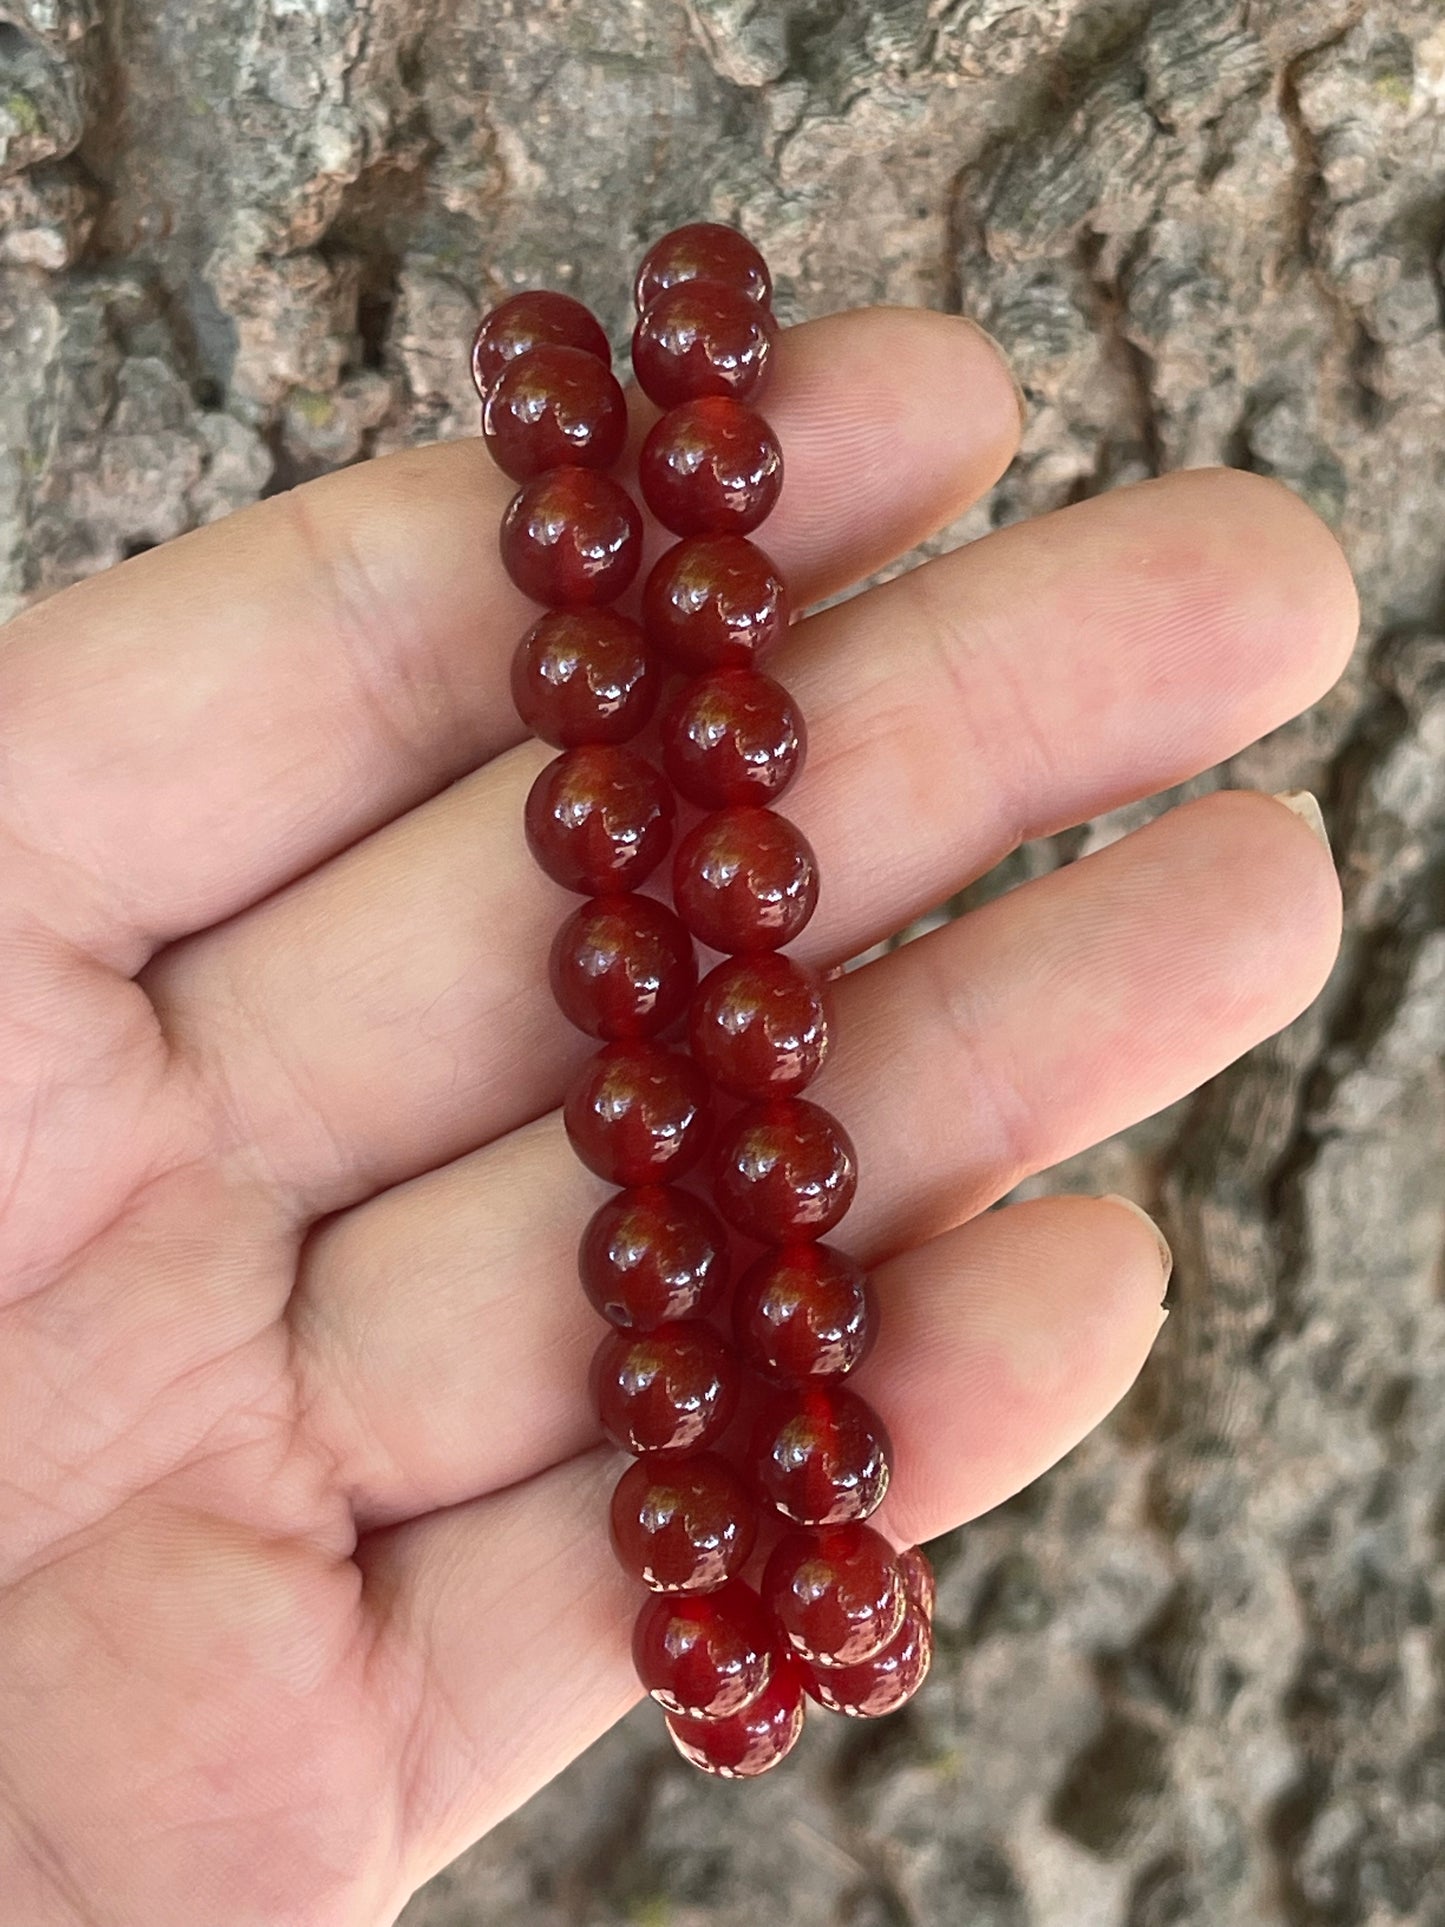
left=2, top=1, right=1442, bottom=1921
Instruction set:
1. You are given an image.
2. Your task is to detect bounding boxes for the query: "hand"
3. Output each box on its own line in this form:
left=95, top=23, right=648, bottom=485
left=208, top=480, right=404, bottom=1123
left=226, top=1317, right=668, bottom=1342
left=0, top=308, right=1354, bottom=1925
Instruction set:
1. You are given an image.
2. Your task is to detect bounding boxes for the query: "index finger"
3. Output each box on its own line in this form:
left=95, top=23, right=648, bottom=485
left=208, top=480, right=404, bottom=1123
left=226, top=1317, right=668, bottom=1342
left=0, top=309, right=1020, bottom=968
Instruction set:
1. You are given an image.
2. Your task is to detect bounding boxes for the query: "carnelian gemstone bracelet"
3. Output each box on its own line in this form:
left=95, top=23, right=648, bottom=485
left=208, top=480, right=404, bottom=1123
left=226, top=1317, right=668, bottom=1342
left=474, top=224, right=933, bottom=1779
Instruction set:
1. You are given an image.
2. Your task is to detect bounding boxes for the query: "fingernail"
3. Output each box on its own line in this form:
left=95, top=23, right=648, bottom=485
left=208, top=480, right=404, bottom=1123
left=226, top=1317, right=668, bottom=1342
left=1101, top=1194, right=1173, bottom=1299
left=957, top=315, right=1028, bottom=433
left=1271, top=789, right=1331, bottom=852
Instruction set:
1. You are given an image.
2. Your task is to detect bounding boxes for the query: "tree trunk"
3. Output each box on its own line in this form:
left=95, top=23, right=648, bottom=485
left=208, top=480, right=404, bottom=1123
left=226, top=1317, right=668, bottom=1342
left=3, top=2, right=1442, bottom=1920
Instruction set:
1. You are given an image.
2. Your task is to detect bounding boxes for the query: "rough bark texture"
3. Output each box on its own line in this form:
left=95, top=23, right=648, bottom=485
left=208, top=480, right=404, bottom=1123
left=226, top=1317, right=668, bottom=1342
left=4, top=2, right=1443, bottom=1922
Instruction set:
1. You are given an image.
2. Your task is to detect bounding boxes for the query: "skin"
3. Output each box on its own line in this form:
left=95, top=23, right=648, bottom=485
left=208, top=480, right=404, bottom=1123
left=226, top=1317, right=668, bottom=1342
left=0, top=308, right=1356, bottom=1925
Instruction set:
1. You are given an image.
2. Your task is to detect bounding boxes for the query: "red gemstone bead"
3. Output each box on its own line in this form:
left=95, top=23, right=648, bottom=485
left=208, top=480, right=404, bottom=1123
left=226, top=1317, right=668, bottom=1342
left=673, top=807, right=818, bottom=954
left=500, top=468, right=642, bottom=607
left=665, top=1655, right=807, bottom=1780
left=632, top=281, right=777, bottom=409
left=662, top=670, right=805, bottom=810
left=471, top=289, right=611, bottom=397
left=579, top=1186, right=728, bottom=1329
left=713, top=1098, right=857, bottom=1242
left=590, top=1321, right=739, bottom=1456
left=804, top=1605, right=933, bottom=1718
left=609, top=1451, right=757, bottom=1592
left=733, top=1243, right=874, bottom=1379
left=564, top=1042, right=711, bottom=1186
left=633, top=1581, right=775, bottom=1718
left=762, top=1524, right=908, bottom=1668
left=524, top=747, right=672, bottom=895
left=550, top=895, right=696, bottom=1040
left=634, top=222, right=773, bottom=314
left=897, top=1545, right=936, bottom=1620
left=751, top=1382, right=892, bottom=1526
left=512, top=609, right=656, bottom=749
left=643, top=535, right=789, bottom=673
left=482, top=344, right=628, bottom=481
left=689, top=953, right=829, bottom=1099
left=639, top=398, right=782, bottom=537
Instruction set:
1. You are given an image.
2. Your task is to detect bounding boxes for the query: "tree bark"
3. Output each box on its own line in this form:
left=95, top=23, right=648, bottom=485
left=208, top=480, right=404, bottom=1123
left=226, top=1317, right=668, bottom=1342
left=2, top=2, right=1442, bottom=1921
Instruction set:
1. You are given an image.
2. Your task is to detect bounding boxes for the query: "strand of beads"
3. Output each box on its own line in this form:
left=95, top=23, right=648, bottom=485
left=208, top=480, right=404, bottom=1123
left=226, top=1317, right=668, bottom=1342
left=475, top=239, right=934, bottom=1786
left=628, top=224, right=935, bottom=1774
left=477, top=292, right=757, bottom=1757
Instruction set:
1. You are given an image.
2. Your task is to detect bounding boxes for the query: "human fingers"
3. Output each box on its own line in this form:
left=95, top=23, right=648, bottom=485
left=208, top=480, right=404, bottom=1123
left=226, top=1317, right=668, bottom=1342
left=363, top=1192, right=1169, bottom=1879
left=0, top=310, right=1017, bottom=969
left=152, top=468, right=1354, bottom=1214
left=294, top=788, right=1337, bottom=1523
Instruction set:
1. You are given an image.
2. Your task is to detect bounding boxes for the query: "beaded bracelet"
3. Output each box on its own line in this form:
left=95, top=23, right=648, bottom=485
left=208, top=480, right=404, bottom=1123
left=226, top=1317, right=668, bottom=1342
left=473, top=224, right=934, bottom=1779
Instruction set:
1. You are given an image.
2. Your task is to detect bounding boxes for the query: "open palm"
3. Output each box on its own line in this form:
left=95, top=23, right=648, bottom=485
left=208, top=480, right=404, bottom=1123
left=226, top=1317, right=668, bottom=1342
left=0, top=309, right=1354, bottom=1925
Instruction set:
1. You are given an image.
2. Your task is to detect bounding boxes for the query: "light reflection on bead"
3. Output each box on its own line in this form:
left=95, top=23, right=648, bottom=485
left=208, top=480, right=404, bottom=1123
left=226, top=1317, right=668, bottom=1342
left=472, top=289, right=611, bottom=398
left=524, top=747, right=673, bottom=896
left=732, top=1242, right=873, bottom=1380
left=579, top=1187, right=729, bottom=1330
left=500, top=468, right=642, bottom=607
left=511, top=608, right=656, bottom=749
left=713, top=1098, right=857, bottom=1242
left=643, top=535, right=789, bottom=673
left=633, top=1580, right=774, bottom=1718
left=662, top=670, right=804, bottom=810
left=590, top=1321, right=739, bottom=1456
left=563, top=1042, right=711, bottom=1186
left=482, top=344, right=627, bottom=480
left=689, top=953, right=829, bottom=1099
left=763, top=1524, right=907, bottom=1668
left=550, top=895, right=696, bottom=1040
left=751, top=1382, right=892, bottom=1526
left=632, top=280, right=776, bottom=408
left=639, top=398, right=783, bottom=538
left=673, top=808, right=818, bottom=955
left=609, top=1452, right=757, bottom=1593
left=803, top=1605, right=933, bottom=1718
left=665, top=1655, right=807, bottom=1779
left=897, top=1545, right=936, bottom=1620
left=634, top=222, right=773, bottom=314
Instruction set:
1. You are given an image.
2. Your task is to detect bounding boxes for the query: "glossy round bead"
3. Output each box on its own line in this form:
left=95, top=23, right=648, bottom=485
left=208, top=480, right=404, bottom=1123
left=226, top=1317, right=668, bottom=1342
left=550, top=896, right=696, bottom=1040
left=639, top=398, right=782, bottom=538
left=633, top=1581, right=774, bottom=1718
left=763, top=1524, right=908, bottom=1668
left=471, top=289, right=611, bottom=397
left=665, top=1655, right=807, bottom=1780
left=642, top=535, right=789, bottom=674
left=634, top=222, right=773, bottom=314
left=591, top=1321, right=739, bottom=1456
left=524, top=747, right=672, bottom=895
left=579, top=1186, right=729, bottom=1329
left=632, top=281, right=777, bottom=408
left=751, top=1382, right=892, bottom=1526
left=804, top=1605, right=933, bottom=1718
left=897, top=1545, right=936, bottom=1620
left=564, top=1042, right=711, bottom=1187
left=511, top=608, right=656, bottom=749
left=673, top=808, right=818, bottom=954
left=689, top=953, right=829, bottom=1099
left=733, top=1243, right=874, bottom=1379
left=500, top=467, right=642, bottom=607
left=662, top=670, right=805, bottom=810
left=482, top=345, right=628, bottom=481
left=609, top=1451, right=757, bottom=1592
left=713, top=1098, right=857, bottom=1242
